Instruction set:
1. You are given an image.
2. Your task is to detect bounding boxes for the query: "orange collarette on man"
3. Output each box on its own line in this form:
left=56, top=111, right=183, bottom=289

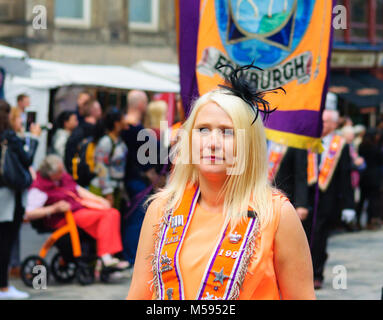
left=150, top=184, right=289, bottom=300
left=307, top=135, right=345, bottom=191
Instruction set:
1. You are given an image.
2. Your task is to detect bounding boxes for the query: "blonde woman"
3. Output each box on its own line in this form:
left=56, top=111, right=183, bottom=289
left=127, top=64, right=315, bottom=300
left=144, top=100, right=168, bottom=140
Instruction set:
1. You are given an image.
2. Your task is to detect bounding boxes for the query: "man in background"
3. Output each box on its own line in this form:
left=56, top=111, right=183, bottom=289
left=121, top=90, right=165, bottom=266
left=75, top=91, right=91, bottom=125
left=304, top=109, right=355, bottom=290
left=64, top=99, right=102, bottom=177
left=15, top=94, right=30, bottom=129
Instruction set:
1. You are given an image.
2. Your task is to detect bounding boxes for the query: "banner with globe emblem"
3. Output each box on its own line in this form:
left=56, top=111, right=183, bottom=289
left=178, top=0, right=334, bottom=152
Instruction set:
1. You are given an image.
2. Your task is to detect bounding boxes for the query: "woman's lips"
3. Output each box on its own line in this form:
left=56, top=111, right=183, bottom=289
left=202, top=156, right=224, bottom=162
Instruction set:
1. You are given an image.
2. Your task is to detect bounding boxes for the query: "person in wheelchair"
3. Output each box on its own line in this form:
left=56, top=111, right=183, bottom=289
left=25, top=154, right=130, bottom=271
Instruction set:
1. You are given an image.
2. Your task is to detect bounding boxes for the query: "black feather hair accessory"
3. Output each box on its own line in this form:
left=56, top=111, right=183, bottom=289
left=217, top=62, right=286, bottom=125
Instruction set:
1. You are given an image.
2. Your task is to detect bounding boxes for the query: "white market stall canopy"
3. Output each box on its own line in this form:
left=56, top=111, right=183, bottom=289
left=0, top=44, right=31, bottom=77
left=131, top=60, right=179, bottom=83
left=9, top=58, right=180, bottom=92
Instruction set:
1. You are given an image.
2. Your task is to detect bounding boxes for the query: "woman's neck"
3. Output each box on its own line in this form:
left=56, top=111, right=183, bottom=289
left=198, top=174, right=226, bottom=213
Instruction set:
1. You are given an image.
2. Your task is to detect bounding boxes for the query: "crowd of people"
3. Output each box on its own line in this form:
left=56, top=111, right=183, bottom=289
left=0, top=80, right=383, bottom=299
left=268, top=110, right=383, bottom=290
left=0, top=90, right=172, bottom=299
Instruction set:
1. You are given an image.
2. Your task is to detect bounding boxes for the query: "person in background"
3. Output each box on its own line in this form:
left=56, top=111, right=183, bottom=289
left=7, top=107, right=41, bottom=279
left=357, top=129, right=383, bottom=230
left=341, top=126, right=366, bottom=231
left=15, top=94, right=30, bottom=129
left=353, top=124, right=366, bottom=152
left=25, top=155, right=130, bottom=271
left=268, top=143, right=309, bottom=222
left=0, top=100, right=39, bottom=299
left=121, top=90, right=165, bottom=265
left=90, top=107, right=128, bottom=209
left=337, top=116, right=353, bottom=130
left=64, top=99, right=103, bottom=176
left=51, top=111, right=79, bottom=159
left=303, top=110, right=355, bottom=290
left=75, top=91, right=91, bottom=125
left=144, top=100, right=167, bottom=140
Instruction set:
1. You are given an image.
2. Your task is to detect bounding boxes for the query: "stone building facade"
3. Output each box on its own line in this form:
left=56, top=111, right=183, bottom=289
left=0, top=0, right=177, bottom=65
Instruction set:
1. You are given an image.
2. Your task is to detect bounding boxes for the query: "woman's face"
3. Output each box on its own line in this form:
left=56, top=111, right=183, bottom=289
left=49, top=163, right=65, bottom=182
left=65, top=114, right=79, bottom=132
left=192, top=102, right=235, bottom=178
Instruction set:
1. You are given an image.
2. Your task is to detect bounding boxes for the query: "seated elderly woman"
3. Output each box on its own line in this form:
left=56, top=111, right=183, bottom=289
left=25, top=154, right=129, bottom=269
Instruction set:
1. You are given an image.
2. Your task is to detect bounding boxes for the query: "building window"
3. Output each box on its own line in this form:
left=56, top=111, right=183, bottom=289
left=377, top=0, right=383, bottom=42
left=54, top=0, right=91, bottom=28
left=128, top=0, right=159, bottom=32
left=350, top=0, right=368, bottom=42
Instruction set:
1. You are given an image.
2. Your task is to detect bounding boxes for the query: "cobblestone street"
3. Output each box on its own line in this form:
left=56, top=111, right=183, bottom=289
left=8, top=223, right=383, bottom=300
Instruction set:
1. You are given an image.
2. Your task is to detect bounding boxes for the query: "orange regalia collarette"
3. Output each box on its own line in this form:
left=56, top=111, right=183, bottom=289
left=307, top=135, right=345, bottom=191
left=152, top=185, right=260, bottom=300
left=267, top=142, right=288, bottom=183
left=307, top=150, right=318, bottom=186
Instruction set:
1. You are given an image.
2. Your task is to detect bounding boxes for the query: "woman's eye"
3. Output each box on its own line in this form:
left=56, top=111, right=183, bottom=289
left=224, top=129, right=234, bottom=136
left=198, top=127, right=210, bottom=133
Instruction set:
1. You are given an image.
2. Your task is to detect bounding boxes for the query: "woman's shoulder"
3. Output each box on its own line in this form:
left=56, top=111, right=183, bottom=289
left=146, top=197, right=168, bottom=218
left=2, top=129, right=17, bottom=141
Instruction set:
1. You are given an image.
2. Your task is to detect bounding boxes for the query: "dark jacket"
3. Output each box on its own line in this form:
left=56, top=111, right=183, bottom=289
left=274, top=147, right=309, bottom=209
left=309, top=144, right=355, bottom=221
left=358, top=142, right=383, bottom=189
left=64, top=121, right=97, bottom=174
left=0, top=129, right=38, bottom=222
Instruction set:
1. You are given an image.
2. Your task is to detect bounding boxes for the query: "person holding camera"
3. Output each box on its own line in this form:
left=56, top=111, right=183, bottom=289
left=0, top=100, right=40, bottom=299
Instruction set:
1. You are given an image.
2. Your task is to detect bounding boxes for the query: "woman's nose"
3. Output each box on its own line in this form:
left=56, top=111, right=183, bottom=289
left=205, top=129, right=223, bottom=150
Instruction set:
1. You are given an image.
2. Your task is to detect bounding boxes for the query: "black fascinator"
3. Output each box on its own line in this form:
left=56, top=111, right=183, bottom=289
left=217, top=62, right=286, bottom=125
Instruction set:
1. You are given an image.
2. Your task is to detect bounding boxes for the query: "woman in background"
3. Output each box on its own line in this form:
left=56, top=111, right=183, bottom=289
left=0, top=100, right=39, bottom=299
left=51, top=111, right=79, bottom=159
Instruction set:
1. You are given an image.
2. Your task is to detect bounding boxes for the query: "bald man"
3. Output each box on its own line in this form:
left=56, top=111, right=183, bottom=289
left=124, top=90, right=148, bottom=127
left=304, top=109, right=355, bottom=289
left=120, top=90, right=165, bottom=265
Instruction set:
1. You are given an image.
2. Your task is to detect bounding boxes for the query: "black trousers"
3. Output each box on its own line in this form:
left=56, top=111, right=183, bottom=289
left=356, top=185, right=381, bottom=224
left=0, top=192, right=23, bottom=288
left=303, top=198, right=338, bottom=282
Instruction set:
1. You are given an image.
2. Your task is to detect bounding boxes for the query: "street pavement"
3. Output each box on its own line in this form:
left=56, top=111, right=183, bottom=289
left=8, top=223, right=383, bottom=300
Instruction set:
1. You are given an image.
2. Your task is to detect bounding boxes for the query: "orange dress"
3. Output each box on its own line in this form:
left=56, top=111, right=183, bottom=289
left=146, top=192, right=288, bottom=300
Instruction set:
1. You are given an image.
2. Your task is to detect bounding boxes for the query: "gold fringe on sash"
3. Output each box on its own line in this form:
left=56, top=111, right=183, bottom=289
left=227, top=217, right=260, bottom=300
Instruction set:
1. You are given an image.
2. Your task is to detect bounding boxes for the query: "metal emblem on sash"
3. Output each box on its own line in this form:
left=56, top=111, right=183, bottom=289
left=160, top=252, right=173, bottom=273
left=166, top=288, right=174, bottom=300
left=170, top=215, right=184, bottom=234
left=229, top=231, right=242, bottom=244
left=213, top=267, right=230, bottom=285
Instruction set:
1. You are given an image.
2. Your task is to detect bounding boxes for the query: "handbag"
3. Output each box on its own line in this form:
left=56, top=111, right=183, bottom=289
left=0, top=139, right=32, bottom=190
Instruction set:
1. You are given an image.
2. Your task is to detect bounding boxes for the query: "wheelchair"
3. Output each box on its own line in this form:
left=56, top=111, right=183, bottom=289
left=21, top=210, right=121, bottom=287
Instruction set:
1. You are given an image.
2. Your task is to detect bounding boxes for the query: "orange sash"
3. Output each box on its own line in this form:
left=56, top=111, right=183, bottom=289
left=267, top=142, right=288, bottom=183
left=152, top=185, right=260, bottom=300
left=307, top=135, right=345, bottom=191
left=307, top=151, right=318, bottom=186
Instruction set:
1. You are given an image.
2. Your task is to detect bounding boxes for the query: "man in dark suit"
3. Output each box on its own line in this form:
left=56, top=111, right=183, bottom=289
left=303, top=109, right=355, bottom=290
left=272, top=146, right=309, bottom=221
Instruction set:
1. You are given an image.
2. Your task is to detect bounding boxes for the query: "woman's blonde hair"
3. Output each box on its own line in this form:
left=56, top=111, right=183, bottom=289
left=144, top=100, right=167, bottom=129
left=149, top=88, right=275, bottom=230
